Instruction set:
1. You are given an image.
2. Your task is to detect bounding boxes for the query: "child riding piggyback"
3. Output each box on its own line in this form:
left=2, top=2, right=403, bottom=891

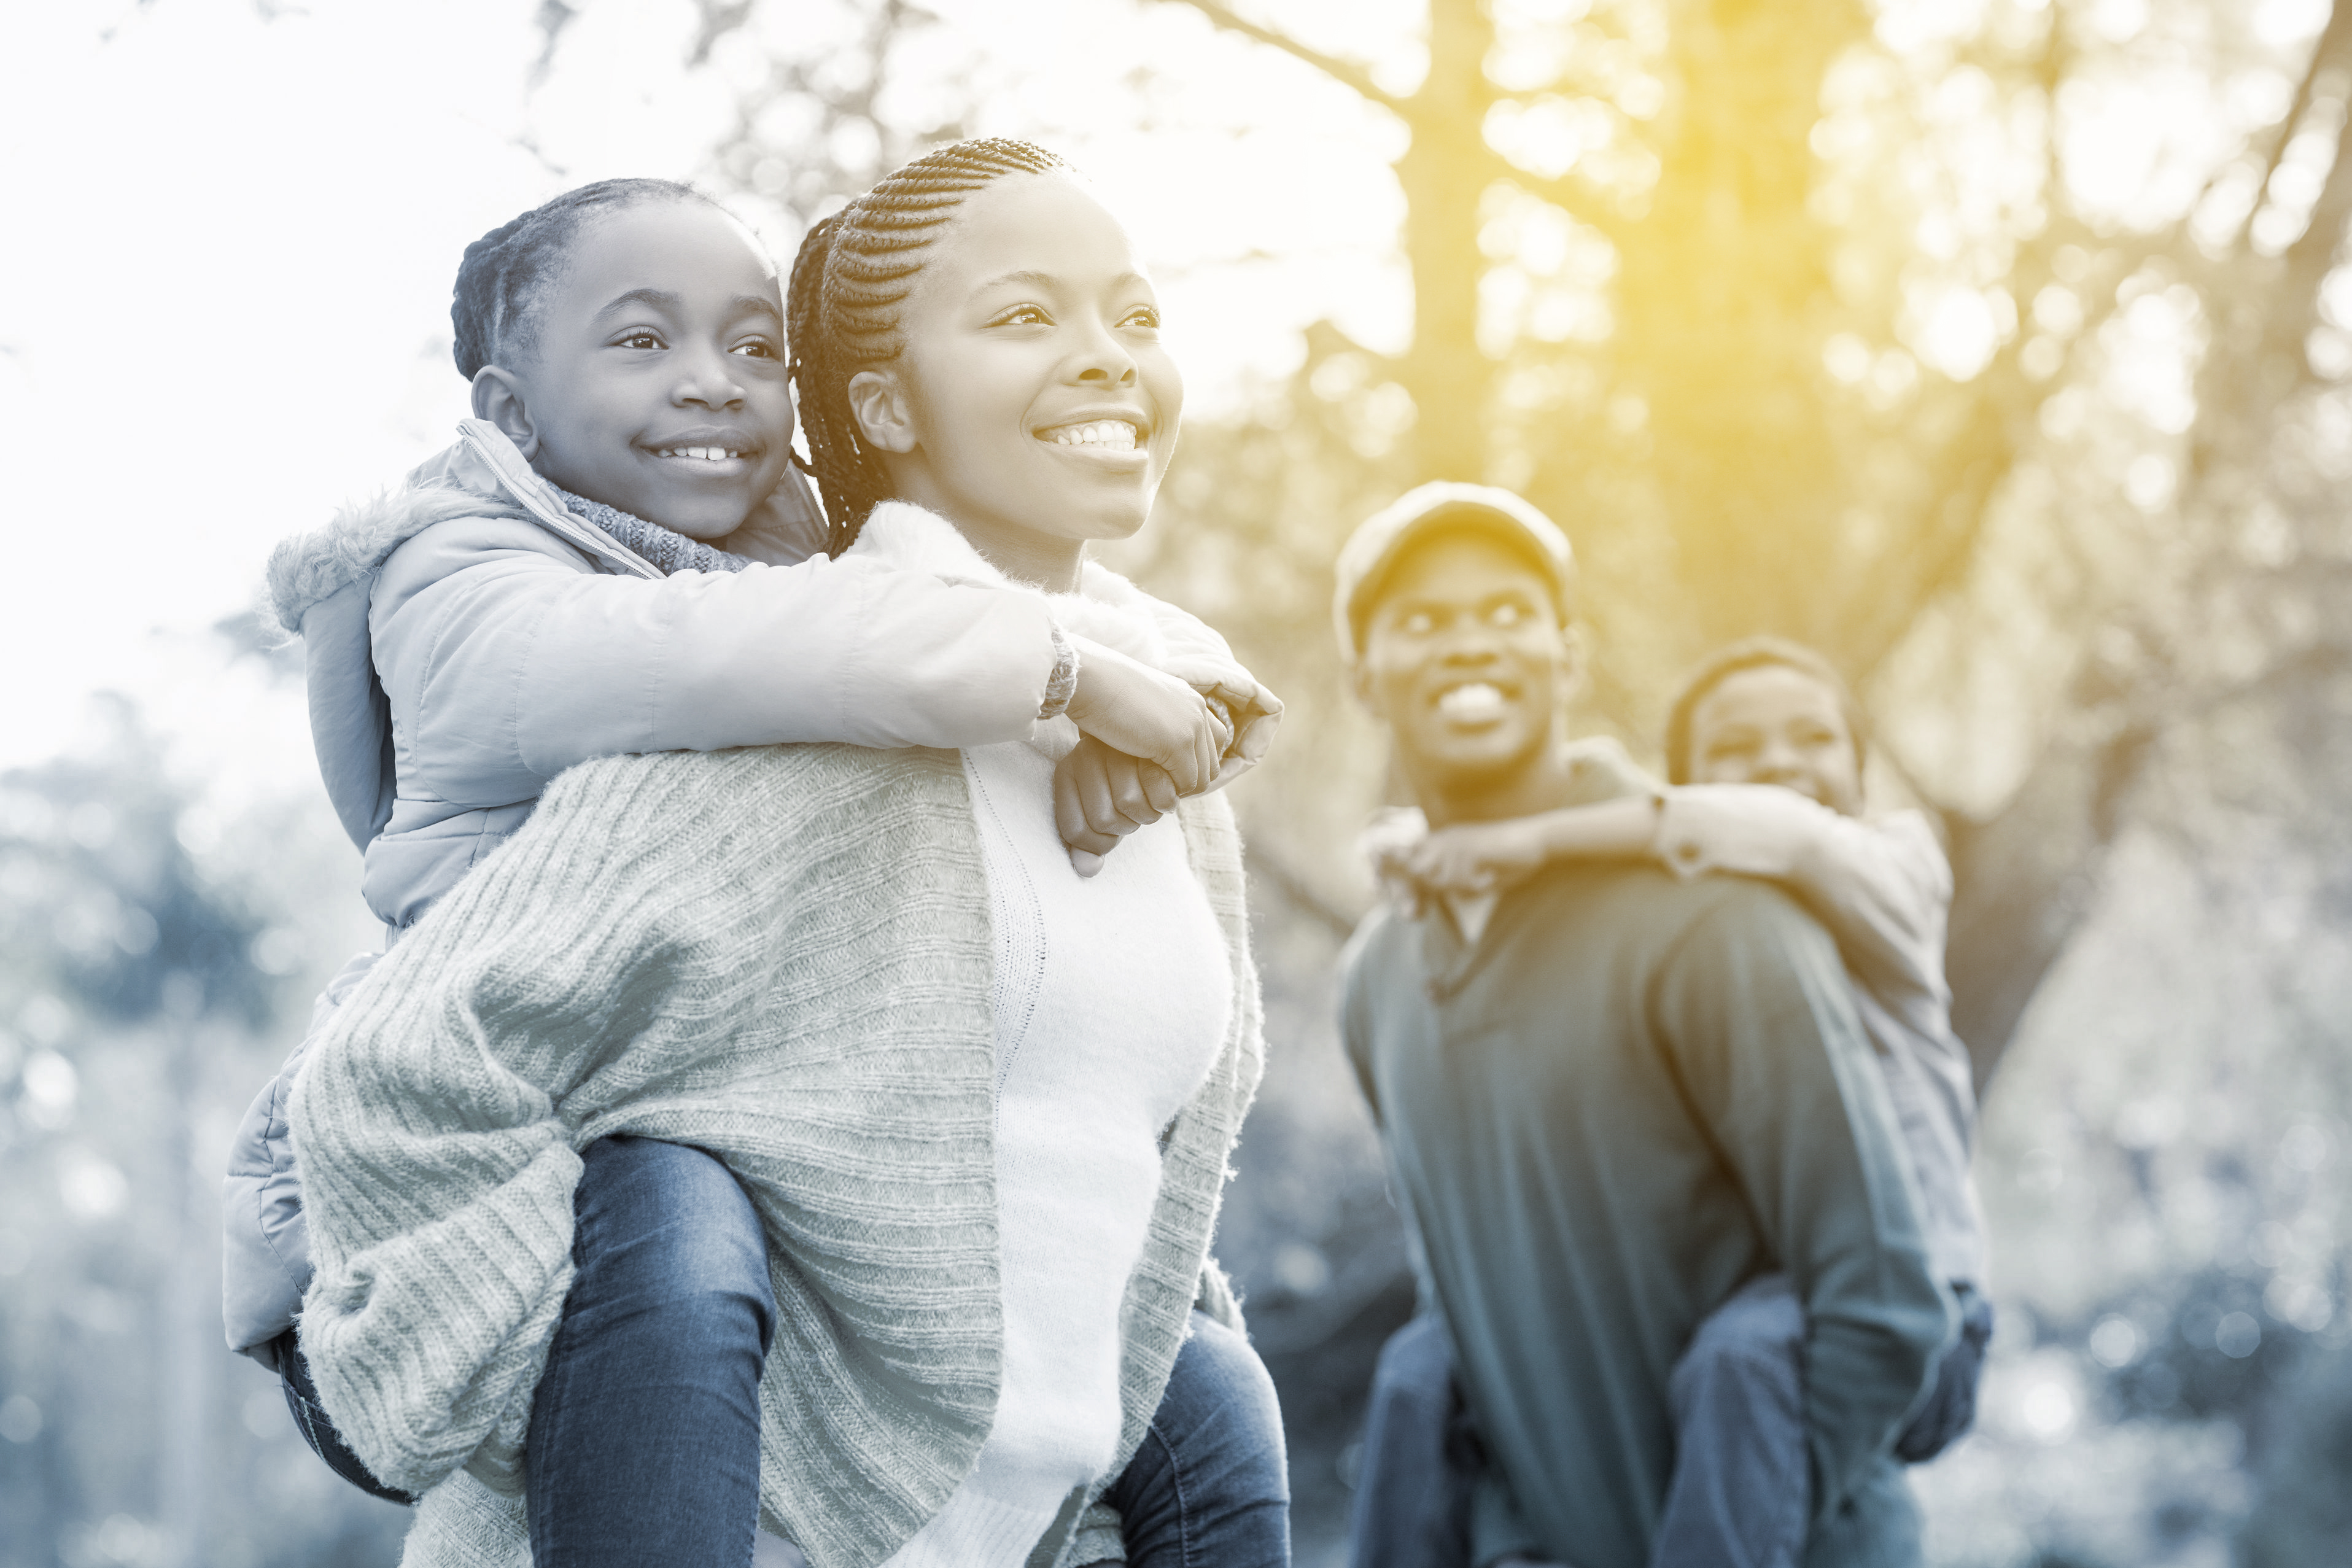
left=221, top=175, right=1278, bottom=1445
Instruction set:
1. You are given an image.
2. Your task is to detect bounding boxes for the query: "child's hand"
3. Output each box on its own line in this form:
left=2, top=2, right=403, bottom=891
left=1054, top=735, right=1179, bottom=876
left=1064, top=640, right=1222, bottom=797
left=1403, top=819, right=1552, bottom=897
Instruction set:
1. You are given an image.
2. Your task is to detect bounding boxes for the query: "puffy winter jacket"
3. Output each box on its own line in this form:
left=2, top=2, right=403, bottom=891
left=222, top=419, right=1280, bottom=1355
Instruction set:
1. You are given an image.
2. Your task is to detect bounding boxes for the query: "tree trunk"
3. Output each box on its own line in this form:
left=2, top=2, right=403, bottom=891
left=1396, top=0, right=1502, bottom=484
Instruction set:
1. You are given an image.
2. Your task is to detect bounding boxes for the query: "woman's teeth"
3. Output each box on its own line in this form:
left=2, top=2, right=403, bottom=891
left=654, top=446, right=745, bottom=462
left=1043, top=421, right=1139, bottom=451
left=1438, top=683, right=1508, bottom=721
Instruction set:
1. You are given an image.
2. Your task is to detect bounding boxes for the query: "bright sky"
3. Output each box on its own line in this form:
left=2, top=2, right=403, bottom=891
left=0, top=0, right=1408, bottom=788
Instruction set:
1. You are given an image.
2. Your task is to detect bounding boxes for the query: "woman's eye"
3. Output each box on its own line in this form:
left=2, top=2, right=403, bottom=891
left=616, top=331, right=664, bottom=351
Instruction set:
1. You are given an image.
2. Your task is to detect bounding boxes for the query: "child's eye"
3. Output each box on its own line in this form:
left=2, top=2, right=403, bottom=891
left=615, top=330, right=665, bottom=351
left=1120, top=306, right=1162, bottom=330
left=731, top=339, right=778, bottom=359
left=1486, top=603, right=1527, bottom=629
left=991, top=305, right=1052, bottom=327
left=1400, top=610, right=1438, bottom=636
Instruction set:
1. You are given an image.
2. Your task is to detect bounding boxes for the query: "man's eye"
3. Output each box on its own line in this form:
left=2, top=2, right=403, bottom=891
left=616, top=331, right=664, bottom=351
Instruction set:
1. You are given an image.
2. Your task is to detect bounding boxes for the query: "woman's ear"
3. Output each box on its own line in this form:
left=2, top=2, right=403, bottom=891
left=847, top=368, right=918, bottom=454
left=472, top=367, right=539, bottom=457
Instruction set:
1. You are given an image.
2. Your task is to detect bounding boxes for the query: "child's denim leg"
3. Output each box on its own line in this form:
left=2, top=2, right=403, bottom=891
left=1348, top=1314, right=1474, bottom=1568
left=1104, top=1310, right=1290, bottom=1567
left=1894, top=1284, right=1994, bottom=1463
left=273, top=1327, right=417, bottom=1505
left=526, top=1135, right=777, bottom=1568
left=1655, top=1273, right=1809, bottom=1568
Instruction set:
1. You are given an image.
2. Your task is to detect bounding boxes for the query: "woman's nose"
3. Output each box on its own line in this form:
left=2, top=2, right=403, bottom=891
left=1073, top=320, right=1138, bottom=384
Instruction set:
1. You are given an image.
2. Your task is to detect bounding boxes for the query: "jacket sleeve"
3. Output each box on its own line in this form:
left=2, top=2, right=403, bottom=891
left=1652, top=787, right=1952, bottom=1020
left=1650, top=888, right=1951, bottom=1521
left=371, top=518, right=1064, bottom=810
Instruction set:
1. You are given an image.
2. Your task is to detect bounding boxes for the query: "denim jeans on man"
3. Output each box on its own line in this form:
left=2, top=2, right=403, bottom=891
left=282, top=1134, right=1290, bottom=1566
left=1348, top=1275, right=1995, bottom=1568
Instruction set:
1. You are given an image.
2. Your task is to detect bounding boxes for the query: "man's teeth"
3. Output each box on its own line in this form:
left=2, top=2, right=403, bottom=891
left=1438, top=683, right=1508, bottom=721
left=655, top=446, right=744, bottom=461
left=1044, top=421, right=1139, bottom=451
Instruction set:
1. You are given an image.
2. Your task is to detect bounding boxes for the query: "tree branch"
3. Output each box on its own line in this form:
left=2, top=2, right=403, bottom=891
left=1146, top=0, right=1411, bottom=118
left=1494, top=165, right=1631, bottom=244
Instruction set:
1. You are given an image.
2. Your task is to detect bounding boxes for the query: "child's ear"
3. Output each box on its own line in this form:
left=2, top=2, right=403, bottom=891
left=1346, top=657, right=1381, bottom=715
left=472, top=367, right=538, bottom=457
left=1556, top=621, right=1588, bottom=705
left=847, top=369, right=918, bottom=454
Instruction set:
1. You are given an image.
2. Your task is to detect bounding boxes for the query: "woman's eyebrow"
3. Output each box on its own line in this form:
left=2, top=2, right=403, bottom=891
left=974, top=269, right=1064, bottom=293
left=972, top=269, right=1151, bottom=297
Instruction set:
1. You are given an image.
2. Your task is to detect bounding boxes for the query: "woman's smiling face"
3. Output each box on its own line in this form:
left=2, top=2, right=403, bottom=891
left=853, top=172, right=1182, bottom=584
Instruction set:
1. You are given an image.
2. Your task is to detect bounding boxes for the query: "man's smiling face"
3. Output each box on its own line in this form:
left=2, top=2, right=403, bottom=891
left=1353, top=529, right=1578, bottom=798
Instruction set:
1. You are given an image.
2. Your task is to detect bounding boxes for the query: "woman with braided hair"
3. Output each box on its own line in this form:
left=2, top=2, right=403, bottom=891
left=230, top=161, right=1283, bottom=1566
left=266, top=142, right=1289, bottom=1568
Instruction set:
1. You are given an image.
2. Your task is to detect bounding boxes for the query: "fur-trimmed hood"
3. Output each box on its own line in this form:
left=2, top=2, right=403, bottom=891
left=265, top=421, right=669, bottom=637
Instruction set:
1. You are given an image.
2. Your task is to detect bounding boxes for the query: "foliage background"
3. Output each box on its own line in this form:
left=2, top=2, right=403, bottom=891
left=6, top=0, right=2352, bottom=1563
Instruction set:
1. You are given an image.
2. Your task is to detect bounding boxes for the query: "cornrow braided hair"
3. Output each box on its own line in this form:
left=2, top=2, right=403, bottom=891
left=452, top=177, right=716, bottom=380
left=785, top=138, right=1068, bottom=554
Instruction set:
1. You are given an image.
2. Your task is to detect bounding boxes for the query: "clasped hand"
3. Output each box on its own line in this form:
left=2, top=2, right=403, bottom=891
left=1056, top=640, right=1232, bottom=876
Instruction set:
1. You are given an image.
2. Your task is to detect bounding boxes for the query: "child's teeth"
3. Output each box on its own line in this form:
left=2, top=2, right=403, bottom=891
left=1438, top=683, right=1507, bottom=720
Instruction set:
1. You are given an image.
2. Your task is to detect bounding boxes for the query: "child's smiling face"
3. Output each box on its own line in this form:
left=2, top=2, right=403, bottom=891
left=481, top=200, right=795, bottom=540
left=1686, top=663, right=1865, bottom=815
left=850, top=172, right=1182, bottom=583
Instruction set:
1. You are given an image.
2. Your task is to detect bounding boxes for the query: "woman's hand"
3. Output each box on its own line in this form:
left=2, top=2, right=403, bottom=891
left=1054, top=736, right=1179, bottom=876
left=1063, top=638, right=1223, bottom=796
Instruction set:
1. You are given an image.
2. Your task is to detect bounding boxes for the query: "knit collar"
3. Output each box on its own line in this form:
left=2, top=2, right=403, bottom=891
left=556, top=487, right=754, bottom=578
left=852, top=500, right=1168, bottom=666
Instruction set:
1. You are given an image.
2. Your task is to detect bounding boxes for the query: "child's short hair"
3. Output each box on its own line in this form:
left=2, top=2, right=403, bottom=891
left=452, top=178, right=719, bottom=379
left=1663, top=636, right=1869, bottom=785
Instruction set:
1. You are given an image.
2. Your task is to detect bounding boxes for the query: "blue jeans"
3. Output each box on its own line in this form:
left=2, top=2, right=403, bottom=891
left=284, top=1134, right=1290, bottom=1565
left=1104, top=1309, right=1293, bottom=1567
left=526, top=1135, right=779, bottom=1567
left=1348, top=1279, right=1993, bottom=1568
left=1346, top=1316, right=1472, bottom=1568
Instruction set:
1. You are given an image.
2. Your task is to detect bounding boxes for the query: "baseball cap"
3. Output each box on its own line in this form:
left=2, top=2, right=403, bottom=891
left=1332, top=481, right=1575, bottom=663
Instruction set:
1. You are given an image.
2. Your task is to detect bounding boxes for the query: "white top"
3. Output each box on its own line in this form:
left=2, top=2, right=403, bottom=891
left=863, top=504, right=1235, bottom=1567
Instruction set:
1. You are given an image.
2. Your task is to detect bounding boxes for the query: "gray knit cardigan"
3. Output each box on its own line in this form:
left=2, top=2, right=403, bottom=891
left=287, top=742, right=1263, bottom=1568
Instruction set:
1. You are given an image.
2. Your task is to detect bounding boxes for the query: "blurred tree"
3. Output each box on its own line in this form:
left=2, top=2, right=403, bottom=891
left=1141, top=0, right=2352, bottom=1087
left=0, top=698, right=407, bottom=1568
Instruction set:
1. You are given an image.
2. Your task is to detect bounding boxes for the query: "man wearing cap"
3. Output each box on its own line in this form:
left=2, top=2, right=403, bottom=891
left=1332, top=484, right=1949, bottom=1568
